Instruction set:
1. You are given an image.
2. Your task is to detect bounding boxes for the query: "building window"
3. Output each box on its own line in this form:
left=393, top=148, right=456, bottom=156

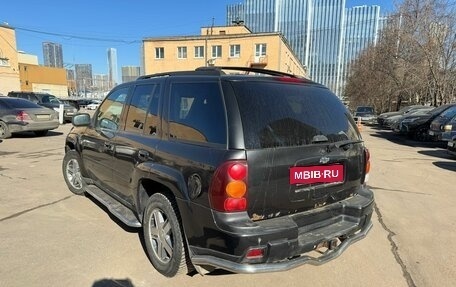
left=212, top=45, right=222, bottom=58
left=155, top=47, right=164, bottom=59
left=255, top=44, right=267, bottom=57
left=0, top=57, right=9, bottom=67
left=230, top=44, right=241, bottom=58
left=194, top=46, right=204, bottom=58
left=177, top=46, right=187, bottom=59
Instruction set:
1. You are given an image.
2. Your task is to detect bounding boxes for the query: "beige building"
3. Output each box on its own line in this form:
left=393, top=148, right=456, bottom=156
left=142, top=25, right=307, bottom=76
left=19, top=63, right=68, bottom=98
left=0, top=24, right=21, bottom=96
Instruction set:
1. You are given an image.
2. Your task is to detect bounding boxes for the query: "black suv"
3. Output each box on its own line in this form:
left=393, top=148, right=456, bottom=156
left=62, top=67, right=374, bottom=277
left=7, top=91, right=77, bottom=122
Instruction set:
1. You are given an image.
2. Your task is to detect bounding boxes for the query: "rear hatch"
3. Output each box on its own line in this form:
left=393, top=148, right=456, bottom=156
left=230, top=79, right=366, bottom=220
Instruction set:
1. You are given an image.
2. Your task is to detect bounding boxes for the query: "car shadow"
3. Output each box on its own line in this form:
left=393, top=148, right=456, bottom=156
left=10, top=130, right=64, bottom=138
left=432, top=161, right=456, bottom=172
left=417, top=149, right=454, bottom=160
left=85, top=194, right=139, bottom=234
left=368, top=130, right=446, bottom=149
left=92, top=278, right=135, bottom=287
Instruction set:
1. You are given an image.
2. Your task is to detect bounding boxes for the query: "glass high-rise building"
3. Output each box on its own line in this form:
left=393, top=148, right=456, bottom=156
left=107, top=48, right=118, bottom=88
left=121, top=66, right=141, bottom=83
left=42, top=42, right=63, bottom=68
left=227, top=0, right=385, bottom=97
left=342, top=5, right=383, bottom=92
left=75, top=64, right=93, bottom=96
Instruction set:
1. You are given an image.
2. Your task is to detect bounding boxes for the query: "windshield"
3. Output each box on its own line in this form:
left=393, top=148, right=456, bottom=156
left=41, top=94, right=61, bottom=104
left=231, top=81, right=359, bottom=149
left=439, top=106, right=456, bottom=118
left=356, top=106, right=374, bottom=113
left=431, top=105, right=451, bottom=116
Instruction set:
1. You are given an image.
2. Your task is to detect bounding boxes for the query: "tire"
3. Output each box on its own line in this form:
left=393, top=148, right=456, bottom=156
left=143, top=193, right=187, bottom=277
left=34, top=130, right=48, bottom=137
left=0, top=121, right=11, bottom=139
left=413, top=126, right=429, bottom=142
left=62, top=150, right=86, bottom=195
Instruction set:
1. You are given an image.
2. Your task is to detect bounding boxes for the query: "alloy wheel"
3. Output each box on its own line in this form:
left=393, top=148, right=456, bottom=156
left=149, top=208, right=174, bottom=264
left=66, top=158, right=83, bottom=190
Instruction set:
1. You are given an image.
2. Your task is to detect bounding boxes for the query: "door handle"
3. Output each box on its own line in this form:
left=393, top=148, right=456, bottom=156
left=138, top=150, right=149, bottom=161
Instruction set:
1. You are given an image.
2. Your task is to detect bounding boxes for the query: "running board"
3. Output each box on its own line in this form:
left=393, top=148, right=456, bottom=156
left=85, top=185, right=141, bottom=228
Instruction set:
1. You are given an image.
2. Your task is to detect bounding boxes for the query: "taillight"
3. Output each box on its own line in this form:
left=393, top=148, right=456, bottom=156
left=245, top=247, right=265, bottom=260
left=363, top=148, right=371, bottom=183
left=16, top=111, right=32, bottom=121
left=209, top=161, right=248, bottom=212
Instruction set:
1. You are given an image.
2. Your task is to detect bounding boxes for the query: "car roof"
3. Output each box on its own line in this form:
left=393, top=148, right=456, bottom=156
left=135, top=66, right=320, bottom=86
left=0, top=96, right=43, bottom=107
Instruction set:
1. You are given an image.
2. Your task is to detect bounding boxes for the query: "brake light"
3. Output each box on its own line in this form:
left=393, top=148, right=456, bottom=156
left=363, top=148, right=371, bottom=183
left=209, top=161, right=248, bottom=212
left=277, top=77, right=307, bottom=83
left=245, top=247, right=265, bottom=259
left=16, top=111, right=32, bottom=121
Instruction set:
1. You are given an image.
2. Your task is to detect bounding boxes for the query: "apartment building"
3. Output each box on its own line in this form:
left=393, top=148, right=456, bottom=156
left=142, top=25, right=306, bottom=76
left=0, top=24, right=20, bottom=95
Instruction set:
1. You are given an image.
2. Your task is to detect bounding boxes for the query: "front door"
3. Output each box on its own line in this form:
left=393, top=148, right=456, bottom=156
left=80, top=86, right=130, bottom=193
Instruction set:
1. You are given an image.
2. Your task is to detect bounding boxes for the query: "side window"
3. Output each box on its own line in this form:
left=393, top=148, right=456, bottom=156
left=125, top=84, right=157, bottom=134
left=144, top=85, right=161, bottom=136
left=168, top=82, right=226, bottom=145
left=96, top=87, right=129, bottom=131
left=29, top=95, right=39, bottom=103
left=41, top=95, right=50, bottom=103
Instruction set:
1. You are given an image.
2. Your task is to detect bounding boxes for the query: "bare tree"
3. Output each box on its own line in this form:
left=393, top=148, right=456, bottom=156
left=344, top=0, right=456, bottom=111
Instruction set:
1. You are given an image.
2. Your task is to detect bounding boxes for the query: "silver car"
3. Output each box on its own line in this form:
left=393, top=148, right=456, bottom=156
left=0, top=97, right=60, bottom=139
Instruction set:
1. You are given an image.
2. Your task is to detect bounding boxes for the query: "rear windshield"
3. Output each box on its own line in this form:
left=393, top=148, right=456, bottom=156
left=1, top=98, right=42, bottom=109
left=231, top=81, right=359, bottom=149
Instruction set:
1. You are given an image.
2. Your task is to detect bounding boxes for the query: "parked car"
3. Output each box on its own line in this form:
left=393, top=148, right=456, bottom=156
left=59, top=98, right=80, bottom=111
left=377, top=105, right=427, bottom=126
left=441, top=114, right=456, bottom=142
left=62, top=66, right=374, bottom=277
left=389, top=107, right=435, bottom=131
left=448, top=136, right=456, bottom=157
left=86, top=99, right=101, bottom=110
left=0, top=97, right=59, bottom=139
left=353, top=111, right=377, bottom=125
left=428, top=105, right=456, bottom=141
left=398, top=104, right=456, bottom=141
left=7, top=91, right=78, bottom=122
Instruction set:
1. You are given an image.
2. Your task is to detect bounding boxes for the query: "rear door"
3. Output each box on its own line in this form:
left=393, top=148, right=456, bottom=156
left=230, top=80, right=365, bottom=220
left=110, top=82, right=162, bottom=203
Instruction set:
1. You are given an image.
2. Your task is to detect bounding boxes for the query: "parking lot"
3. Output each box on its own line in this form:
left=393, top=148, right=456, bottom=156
left=0, top=123, right=455, bottom=287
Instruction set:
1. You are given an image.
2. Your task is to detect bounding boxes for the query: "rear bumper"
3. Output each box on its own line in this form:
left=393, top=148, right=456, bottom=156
left=7, top=120, right=59, bottom=133
left=189, top=188, right=374, bottom=273
left=192, top=221, right=372, bottom=273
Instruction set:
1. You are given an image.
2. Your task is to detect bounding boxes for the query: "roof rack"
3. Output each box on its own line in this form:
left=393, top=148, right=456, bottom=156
left=137, top=66, right=301, bottom=80
left=196, top=66, right=300, bottom=78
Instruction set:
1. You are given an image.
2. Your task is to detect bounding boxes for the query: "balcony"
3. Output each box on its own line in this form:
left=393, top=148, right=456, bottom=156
left=249, top=55, right=268, bottom=68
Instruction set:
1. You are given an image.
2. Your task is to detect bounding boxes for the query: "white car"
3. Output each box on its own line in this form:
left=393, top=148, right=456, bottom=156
left=86, top=100, right=101, bottom=110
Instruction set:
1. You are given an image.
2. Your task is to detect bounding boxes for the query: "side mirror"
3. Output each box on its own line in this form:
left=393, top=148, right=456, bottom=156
left=72, top=113, right=91, bottom=127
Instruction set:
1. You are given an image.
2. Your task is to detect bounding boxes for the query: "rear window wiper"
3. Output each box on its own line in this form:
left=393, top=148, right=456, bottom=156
left=329, top=139, right=364, bottom=150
